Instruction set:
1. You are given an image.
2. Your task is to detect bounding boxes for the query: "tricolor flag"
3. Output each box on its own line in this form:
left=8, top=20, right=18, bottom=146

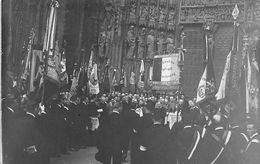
left=196, top=53, right=216, bottom=103
left=152, top=54, right=180, bottom=83
left=215, top=51, right=231, bottom=100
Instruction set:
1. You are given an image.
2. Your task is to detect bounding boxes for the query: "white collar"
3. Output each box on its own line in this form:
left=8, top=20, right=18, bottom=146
left=7, top=107, right=14, bottom=113
left=153, top=121, right=162, bottom=125
left=112, top=110, right=120, bottom=114
left=26, top=112, right=36, bottom=118
left=250, top=132, right=259, bottom=139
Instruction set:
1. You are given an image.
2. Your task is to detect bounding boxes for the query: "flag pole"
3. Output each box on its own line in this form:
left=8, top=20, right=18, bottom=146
left=41, top=0, right=59, bottom=104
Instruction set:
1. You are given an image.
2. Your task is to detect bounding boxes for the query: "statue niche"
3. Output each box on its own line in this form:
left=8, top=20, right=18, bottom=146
left=137, top=28, right=146, bottom=59
left=157, top=32, right=166, bottom=55
left=98, top=31, right=106, bottom=57
left=149, top=5, right=157, bottom=27
left=166, top=34, right=175, bottom=54
left=126, top=26, right=136, bottom=59
left=147, top=30, right=155, bottom=58
left=168, top=9, right=176, bottom=30
left=159, top=7, right=167, bottom=28
left=139, top=5, right=148, bottom=25
left=129, top=1, right=137, bottom=24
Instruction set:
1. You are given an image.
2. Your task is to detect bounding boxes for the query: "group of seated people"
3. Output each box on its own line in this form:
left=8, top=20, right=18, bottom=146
left=2, top=91, right=259, bottom=164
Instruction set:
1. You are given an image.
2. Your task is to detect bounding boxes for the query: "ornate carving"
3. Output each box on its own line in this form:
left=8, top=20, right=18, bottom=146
left=149, top=5, right=157, bottom=27
left=244, top=0, right=260, bottom=31
left=159, top=0, right=167, bottom=7
left=98, top=31, right=106, bottom=57
left=167, top=9, right=176, bottom=30
left=139, top=5, right=149, bottom=25
left=159, top=7, right=167, bottom=28
left=150, top=0, right=157, bottom=5
left=137, top=28, right=146, bottom=59
left=129, top=1, right=137, bottom=24
left=180, top=3, right=245, bottom=23
left=181, top=0, right=244, bottom=6
left=157, top=31, right=166, bottom=55
left=166, top=34, right=175, bottom=54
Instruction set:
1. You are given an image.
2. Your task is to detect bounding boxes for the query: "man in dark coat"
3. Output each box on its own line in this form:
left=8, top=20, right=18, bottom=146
left=8, top=98, right=45, bottom=164
left=102, top=100, right=124, bottom=164
left=138, top=107, right=171, bottom=164
left=123, top=99, right=140, bottom=164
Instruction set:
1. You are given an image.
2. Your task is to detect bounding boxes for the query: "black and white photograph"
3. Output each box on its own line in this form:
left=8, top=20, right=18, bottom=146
left=1, top=0, right=260, bottom=164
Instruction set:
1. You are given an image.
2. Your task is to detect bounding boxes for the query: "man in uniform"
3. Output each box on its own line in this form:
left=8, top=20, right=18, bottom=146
left=102, top=100, right=124, bottom=164
left=8, top=97, right=44, bottom=164
left=138, top=107, right=170, bottom=164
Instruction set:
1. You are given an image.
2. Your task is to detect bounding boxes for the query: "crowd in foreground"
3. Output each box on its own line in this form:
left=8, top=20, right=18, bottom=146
left=2, top=91, right=260, bottom=164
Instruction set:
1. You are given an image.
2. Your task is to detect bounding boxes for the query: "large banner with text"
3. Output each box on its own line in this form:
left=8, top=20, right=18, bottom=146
left=152, top=54, right=180, bottom=90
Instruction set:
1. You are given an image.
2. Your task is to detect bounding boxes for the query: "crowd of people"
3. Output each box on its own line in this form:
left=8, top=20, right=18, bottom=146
left=2, top=91, right=260, bottom=164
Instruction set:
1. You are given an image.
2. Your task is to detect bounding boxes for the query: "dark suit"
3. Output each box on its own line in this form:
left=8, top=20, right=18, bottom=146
left=139, top=123, right=170, bottom=164
left=102, top=111, right=123, bottom=164
left=8, top=112, right=44, bottom=164
left=123, top=108, right=140, bottom=164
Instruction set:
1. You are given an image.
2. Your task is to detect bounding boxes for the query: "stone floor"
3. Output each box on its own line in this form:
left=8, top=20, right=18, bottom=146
left=50, top=147, right=131, bottom=164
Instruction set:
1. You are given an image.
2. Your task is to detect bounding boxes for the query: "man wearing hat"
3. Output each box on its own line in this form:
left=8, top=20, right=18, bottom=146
left=243, top=120, right=260, bottom=164
left=102, top=100, right=124, bottom=164
left=138, top=107, right=170, bottom=164
left=8, top=97, right=45, bottom=164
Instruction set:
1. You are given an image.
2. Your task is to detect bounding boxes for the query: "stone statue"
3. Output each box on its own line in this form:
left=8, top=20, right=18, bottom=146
left=159, top=8, right=167, bottom=25
left=166, top=34, right=175, bottom=53
left=126, top=26, right=136, bottom=58
left=137, top=28, right=146, bottom=59
left=98, top=32, right=106, bottom=57
left=129, top=2, right=136, bottom=23
left=157, top=32, right=165, bottom=55
left=149, top=5, right=157, bottom=26
left=147, top=30, right=155, bottom=58
left=139, top=5, right=148, bottom=25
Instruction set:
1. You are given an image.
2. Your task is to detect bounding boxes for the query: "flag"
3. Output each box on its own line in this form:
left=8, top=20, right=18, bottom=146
left=149, top=65, right=153, bottom=81
left=152, top=54, right=180, bottom=83
left=246, top=54, right=259, bottom=115
left=196, top=52, right=217, bottom=103
left=88, top=50, right=94, bottom=78
left=30, top=50, right=43, bottom=92
left=21, top=28, right=36, bottom=93
left=43, top=1, right=60, bottom=83
left=112, top=69, right=117, bottom=86
left=69, top=67, right=81, bottom=100
left=215, top=51, right=231, bottom=100
left=138, top=60, right=145, bottom=88
left=102, top=59, right=110, bottom=93
left=41, top=1, right=60, bottom=104
left=89, top=63, right=99, bottom=94
left=123, top=70, right=127, bottom=87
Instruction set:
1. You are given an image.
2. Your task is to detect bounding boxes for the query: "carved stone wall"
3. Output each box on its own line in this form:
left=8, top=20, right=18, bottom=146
left=182, top=25, right=204, bottom=98
left=180, top=0, right=245, bottom=23
left=213, top=25, right=234, bottom=87
left=97, top=0, right=178, bottom=91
